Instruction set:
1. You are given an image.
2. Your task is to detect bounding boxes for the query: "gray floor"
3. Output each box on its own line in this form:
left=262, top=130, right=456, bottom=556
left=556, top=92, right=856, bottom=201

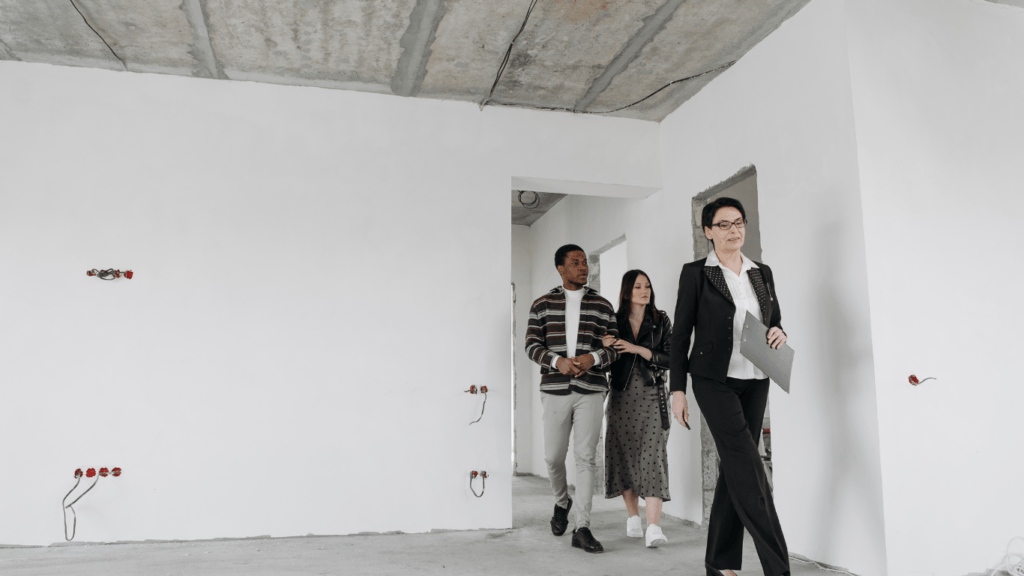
left=0, top=475, right=843, bottom=576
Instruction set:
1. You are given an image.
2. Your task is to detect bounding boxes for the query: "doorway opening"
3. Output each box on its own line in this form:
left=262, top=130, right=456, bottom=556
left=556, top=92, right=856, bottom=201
left=510, top=189, right=641, bottom=528
left=690, top=165, right=773, bottom=526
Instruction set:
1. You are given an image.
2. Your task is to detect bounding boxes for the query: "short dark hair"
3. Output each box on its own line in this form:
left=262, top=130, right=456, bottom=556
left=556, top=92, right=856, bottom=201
left=701, top=197, right=747, bottom=231
left=554, top=244, right=585, bottom=268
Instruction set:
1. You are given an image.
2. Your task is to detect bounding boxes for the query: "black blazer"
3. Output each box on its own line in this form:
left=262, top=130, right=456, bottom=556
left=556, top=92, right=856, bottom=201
left=608, top=309, right=672, bottom=391
left=669, top=258, right=783, bottom=391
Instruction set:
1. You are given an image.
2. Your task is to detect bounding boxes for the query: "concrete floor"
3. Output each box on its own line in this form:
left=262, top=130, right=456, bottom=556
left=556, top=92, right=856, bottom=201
left=0, top=475, right=843, bottom=576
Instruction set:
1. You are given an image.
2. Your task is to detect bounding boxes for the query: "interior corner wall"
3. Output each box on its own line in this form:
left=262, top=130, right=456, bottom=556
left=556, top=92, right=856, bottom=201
left=657, top=0, right=887, bottom=574
left=844, top=1, right=1024, bottom=574
left=511, top=225, right=534, bottom=474
left=0, top=60, right=660, bottom=546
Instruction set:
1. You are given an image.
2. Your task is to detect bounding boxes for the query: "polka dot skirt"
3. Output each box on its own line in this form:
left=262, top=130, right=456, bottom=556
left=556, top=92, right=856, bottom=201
left=604, top=372, right=671, bottom=501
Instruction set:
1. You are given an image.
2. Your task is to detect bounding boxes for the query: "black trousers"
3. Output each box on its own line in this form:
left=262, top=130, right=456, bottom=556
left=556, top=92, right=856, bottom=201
left=692, top=375, right=789, bottom=576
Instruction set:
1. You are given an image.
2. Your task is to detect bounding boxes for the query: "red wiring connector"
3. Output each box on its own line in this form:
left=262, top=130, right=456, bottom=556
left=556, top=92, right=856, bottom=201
left=470, top=470, right=487, bottom=498
left=86, top=269, right=134, bottom=280
left=468, top=385, right=488, bottom=425
left=63, top=466, right=122, bottom=541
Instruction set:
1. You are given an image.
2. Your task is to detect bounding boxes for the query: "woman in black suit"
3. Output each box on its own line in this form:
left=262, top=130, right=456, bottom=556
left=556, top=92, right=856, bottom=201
left=669, top=197, right=790, bottom=576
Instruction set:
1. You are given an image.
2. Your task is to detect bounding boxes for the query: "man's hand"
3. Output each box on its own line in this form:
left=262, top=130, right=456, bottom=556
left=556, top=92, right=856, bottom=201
left=555, top=357, right=576, bottom=376
left=671, top=391, right=690, bottom=429
left=571, top=354, right=596, bottom=375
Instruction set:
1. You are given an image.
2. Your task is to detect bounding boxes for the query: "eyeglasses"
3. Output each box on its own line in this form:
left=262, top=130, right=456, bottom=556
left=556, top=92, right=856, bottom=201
left=711, top=218, right=746, bottom=231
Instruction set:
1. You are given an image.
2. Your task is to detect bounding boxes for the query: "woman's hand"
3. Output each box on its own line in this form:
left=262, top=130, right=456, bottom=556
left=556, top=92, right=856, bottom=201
left=601, top=335, right=639, bottom=354
left=611, top=339, right=640, bottom=354
left=766, top=327, right=788, bottom=349
left=671, top=391, right=690, bottom=428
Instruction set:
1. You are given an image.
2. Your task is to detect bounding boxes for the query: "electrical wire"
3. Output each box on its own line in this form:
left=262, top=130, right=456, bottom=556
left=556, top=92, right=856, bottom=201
left=992, top=537, right=1024, bottom=576
left=87, top=269, right=133, bottom=280
left=484, top=60, right=737, bottom=115
left=470, top=472, right=487, bottom=498
left=68, top=0, right=126, bottom=69
left=591, top=60, right=737, bottom=114
left=89, top=269, right=119, bottom=280
left=62, top=472, right=100, bottom=541
left=469, top=389, right=488, bottom=425
left=61, top=475, right=82, bottom=542
left=480, top=0, right=540, bottom=109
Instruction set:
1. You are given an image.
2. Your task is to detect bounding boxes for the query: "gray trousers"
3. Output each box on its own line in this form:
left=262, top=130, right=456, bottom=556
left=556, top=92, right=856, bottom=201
left=541, top=390, right=605, bottom=529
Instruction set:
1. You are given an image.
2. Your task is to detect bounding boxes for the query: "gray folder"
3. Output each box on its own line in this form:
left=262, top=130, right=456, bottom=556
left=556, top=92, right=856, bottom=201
left=740, top=311, right=794, bottom=393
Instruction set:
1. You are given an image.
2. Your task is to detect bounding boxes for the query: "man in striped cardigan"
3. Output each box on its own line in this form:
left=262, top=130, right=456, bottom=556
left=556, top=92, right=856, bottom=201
left=525, top=244, right=619, bottom=554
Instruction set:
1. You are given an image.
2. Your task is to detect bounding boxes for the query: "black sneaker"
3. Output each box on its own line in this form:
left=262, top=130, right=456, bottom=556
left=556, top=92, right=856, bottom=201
left=571, top=527, right=604, bottom=553
left=550, top=498, right=573, bottom=536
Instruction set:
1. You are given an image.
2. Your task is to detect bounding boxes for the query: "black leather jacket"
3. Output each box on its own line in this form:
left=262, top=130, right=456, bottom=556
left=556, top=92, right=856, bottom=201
left=609, top=309, right=672, bottom=391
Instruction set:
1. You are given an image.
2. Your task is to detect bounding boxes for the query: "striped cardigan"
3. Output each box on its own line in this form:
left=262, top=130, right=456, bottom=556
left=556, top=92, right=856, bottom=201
left=524, top=286, right=620, bottom=394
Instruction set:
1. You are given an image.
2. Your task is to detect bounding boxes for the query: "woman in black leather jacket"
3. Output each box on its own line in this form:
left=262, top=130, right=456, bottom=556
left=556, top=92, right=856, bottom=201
left=601, top=269, right=673, bottom=548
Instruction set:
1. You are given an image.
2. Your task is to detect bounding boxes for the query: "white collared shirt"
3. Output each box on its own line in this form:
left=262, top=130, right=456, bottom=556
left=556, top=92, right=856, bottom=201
left=706, top=250, right=767, bottom=380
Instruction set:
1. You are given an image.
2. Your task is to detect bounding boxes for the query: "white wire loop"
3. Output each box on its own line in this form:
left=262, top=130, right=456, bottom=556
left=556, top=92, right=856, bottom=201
left=470, top=472, right=487, bottom=498
left=62, top=473, right=99, bottom=541
left=993, top=537, right=1024, bottom=576
left=469, top=389, right=487, bottom=425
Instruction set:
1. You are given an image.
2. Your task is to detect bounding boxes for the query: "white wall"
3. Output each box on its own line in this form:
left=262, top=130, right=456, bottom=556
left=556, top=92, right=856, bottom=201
left=845, top=0, right=1024, bottom=574
left=511, top=225, right=534, bottom=474
left=0, top=60, right=660, bottom=545
left=598, top=240, right=628, bottom=300
left=658, top=0, right=888, bottom=574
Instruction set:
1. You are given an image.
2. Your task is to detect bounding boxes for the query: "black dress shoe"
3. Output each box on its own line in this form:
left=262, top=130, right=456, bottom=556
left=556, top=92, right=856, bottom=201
left=705, top=562, right=726, bottom=576
left=550, top=498, right=572, bottom=536
left=571, top=527, right=604, bottom=553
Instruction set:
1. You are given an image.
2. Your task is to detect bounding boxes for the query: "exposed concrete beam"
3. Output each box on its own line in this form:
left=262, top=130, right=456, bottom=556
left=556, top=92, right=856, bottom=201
left=574, top=0, right=686, bottom=112
left=391, top=0, right=448, bottom=97
left=180, top=0, right=227, bottom=80
left=0, top=36, right=20, bottom=61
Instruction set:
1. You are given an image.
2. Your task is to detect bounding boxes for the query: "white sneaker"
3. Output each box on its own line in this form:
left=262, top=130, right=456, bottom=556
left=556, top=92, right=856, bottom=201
left=645, top=524, right=667, bottom=548
left=626, top=515, right=643, bottom=538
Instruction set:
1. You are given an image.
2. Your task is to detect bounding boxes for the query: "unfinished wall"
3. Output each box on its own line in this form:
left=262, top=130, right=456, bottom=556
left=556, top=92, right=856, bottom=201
left=845, top=0, right=1024, bottom=574
left=511, top=225, right=534, bottom=475
left=658, top=0, right=887, bottom=574
left=0, top=59, right=660, bottom=545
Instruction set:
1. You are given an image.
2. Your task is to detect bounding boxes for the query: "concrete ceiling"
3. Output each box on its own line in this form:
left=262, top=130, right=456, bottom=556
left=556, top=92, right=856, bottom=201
left=512, top=190, right=565, bottom=226
left=0, top=0, right=812, bottom=121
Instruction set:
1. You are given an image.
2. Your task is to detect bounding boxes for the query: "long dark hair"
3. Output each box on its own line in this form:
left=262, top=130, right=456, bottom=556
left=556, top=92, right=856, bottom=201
left=616, top=269, right=662, bottom=329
